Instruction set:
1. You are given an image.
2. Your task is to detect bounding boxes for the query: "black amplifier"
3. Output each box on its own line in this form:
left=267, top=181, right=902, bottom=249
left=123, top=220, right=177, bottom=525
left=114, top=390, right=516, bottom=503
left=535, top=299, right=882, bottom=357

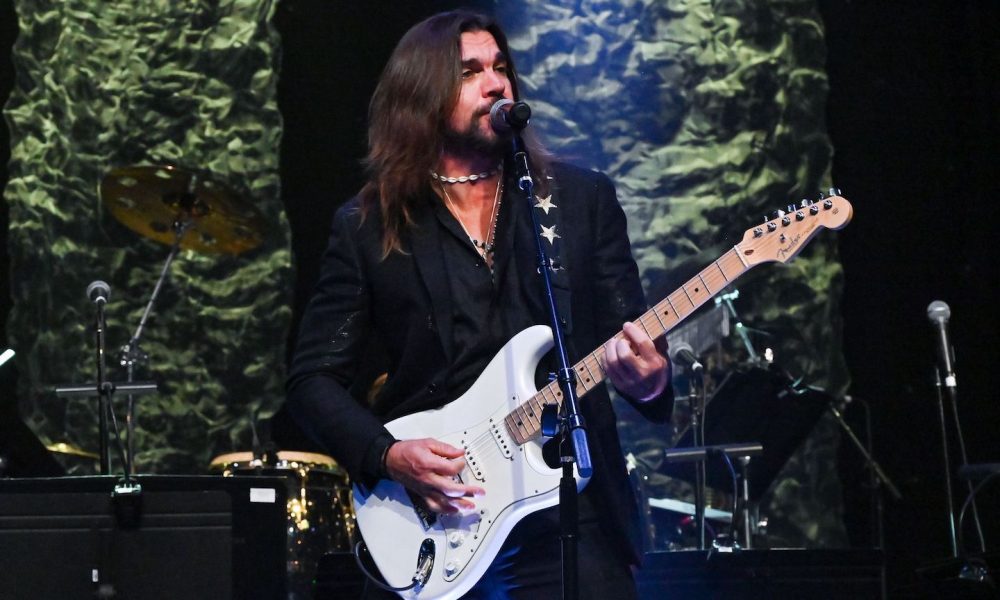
left=0, top=475, right=287, bottom=600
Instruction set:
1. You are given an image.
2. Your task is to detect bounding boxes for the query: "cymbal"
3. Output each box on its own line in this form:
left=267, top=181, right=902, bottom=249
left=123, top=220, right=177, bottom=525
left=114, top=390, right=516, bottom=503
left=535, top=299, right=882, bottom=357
left=46, top=442, right=99, bottom=460
left=100, top=165, right=265, bottom=255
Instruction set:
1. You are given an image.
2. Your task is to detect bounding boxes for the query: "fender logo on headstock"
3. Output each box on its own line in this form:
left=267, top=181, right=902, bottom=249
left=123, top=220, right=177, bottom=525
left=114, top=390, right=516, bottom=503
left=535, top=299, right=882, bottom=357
left=777, top=232, right=804, bottom=260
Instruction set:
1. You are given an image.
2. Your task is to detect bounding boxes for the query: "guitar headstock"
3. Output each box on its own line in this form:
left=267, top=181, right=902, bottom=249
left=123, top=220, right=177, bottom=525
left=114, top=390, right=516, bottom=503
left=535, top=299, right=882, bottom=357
left=736, top=194, right=852, bottom=266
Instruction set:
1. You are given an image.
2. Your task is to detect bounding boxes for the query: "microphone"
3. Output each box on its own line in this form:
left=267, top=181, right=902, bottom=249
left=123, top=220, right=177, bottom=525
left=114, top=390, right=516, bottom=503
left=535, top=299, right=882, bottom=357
left=669, top=341, right=703, bottom=373
left=87, top=280, right=111, bottom=306
left=926, top=300, right=956, bottom=388
left=489, top=99, right=531, bottom=133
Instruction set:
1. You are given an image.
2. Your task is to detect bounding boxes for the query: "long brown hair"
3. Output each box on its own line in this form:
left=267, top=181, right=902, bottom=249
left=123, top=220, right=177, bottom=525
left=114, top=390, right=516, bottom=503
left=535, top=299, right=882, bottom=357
left=360, top=10, right=550, bottom=257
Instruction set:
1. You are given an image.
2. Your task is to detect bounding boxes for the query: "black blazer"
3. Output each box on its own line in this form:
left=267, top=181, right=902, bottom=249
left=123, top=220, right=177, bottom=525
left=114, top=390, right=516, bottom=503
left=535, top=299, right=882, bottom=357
left=286, top=162, right=672, bottom=564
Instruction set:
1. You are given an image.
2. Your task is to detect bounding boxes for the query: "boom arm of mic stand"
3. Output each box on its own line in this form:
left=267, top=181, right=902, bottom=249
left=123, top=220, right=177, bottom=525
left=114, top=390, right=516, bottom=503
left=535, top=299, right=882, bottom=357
left=717, top=293, right=759, bottom=361
left=828, top=401, right=903, bottom=500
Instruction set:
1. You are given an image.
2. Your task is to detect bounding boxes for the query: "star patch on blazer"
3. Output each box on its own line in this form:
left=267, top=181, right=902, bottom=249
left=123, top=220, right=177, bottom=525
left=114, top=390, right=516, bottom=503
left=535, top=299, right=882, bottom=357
left=540, top=224, right=560, bottom=245
left=534, top=195, right=556, bottom=214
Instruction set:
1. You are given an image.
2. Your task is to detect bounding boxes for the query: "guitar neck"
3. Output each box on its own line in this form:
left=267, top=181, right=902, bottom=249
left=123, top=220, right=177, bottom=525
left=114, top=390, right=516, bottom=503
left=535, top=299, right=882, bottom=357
left=505, top=247, right=751, bottom=444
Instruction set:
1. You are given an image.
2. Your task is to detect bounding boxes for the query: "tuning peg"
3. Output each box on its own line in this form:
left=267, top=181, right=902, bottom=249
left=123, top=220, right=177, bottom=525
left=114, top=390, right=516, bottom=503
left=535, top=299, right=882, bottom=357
left=786, top=204, right=797, bottom=214
left=816, top=191, right=825, bottom=200
left=781, top=215, right=792, bottom=226
left=800, top=199, right=812, bottom=208
left=823, top=199, right=834, bottom=209
left=828, top=187, right=841, bottom=197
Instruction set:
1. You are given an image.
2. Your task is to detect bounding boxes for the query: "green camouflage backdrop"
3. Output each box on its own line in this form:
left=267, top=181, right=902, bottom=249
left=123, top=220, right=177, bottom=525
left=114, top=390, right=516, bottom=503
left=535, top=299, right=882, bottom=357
left=3, top=0, right=290, bottom=473
left=3, top=0, right=847, bottom=547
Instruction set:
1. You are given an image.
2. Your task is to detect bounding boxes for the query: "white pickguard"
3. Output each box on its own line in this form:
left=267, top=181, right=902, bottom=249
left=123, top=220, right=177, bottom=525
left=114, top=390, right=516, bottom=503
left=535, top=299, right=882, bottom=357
left=352, top=325, right=587, bottom=600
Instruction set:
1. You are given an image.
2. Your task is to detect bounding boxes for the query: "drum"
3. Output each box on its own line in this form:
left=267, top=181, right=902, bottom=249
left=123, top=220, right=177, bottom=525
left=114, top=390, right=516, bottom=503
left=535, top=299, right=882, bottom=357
left=210, top=451, right=356, bottom=598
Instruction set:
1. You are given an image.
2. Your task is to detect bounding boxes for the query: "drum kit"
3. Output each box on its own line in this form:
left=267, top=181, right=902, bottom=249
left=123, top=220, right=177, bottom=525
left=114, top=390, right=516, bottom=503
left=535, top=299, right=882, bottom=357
left=54, top=164, right=357, bottom=597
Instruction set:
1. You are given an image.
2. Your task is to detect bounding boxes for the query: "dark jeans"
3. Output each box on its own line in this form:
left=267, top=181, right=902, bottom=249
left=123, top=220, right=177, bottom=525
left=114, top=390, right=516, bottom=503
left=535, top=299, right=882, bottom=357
left=362, top=506, right=636, bottom=600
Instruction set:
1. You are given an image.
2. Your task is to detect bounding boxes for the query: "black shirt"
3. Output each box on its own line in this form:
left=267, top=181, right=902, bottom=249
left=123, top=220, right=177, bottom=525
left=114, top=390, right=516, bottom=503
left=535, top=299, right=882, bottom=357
left=431, top=185, right=537, bottom=399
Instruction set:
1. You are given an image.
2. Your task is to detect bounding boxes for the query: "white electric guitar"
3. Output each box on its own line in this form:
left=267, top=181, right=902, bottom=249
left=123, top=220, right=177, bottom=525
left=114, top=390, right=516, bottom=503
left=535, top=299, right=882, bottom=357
left=353, top=195, right=853, bottom=599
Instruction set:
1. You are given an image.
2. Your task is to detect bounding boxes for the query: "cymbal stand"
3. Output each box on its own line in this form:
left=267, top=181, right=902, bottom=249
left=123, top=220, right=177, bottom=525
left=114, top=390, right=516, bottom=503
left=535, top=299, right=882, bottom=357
left=119, top=219, right=193, bottom=473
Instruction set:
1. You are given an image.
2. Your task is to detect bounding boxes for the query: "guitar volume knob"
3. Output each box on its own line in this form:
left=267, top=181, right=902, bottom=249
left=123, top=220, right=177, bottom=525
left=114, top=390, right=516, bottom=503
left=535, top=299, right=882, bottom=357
left=448, top=532, right=465, bottom=547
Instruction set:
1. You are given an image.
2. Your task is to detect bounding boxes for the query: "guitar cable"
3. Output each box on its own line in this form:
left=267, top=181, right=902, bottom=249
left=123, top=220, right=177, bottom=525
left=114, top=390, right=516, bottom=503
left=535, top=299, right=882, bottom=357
left=352, top=540, right=424, bottom=593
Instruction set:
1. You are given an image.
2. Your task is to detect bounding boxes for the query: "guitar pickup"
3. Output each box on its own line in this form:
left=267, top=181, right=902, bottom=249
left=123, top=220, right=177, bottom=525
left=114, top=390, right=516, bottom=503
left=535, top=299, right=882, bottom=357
left=463, top=446, right=486, bottom=482
left=489, top=421, right=514, bottom=460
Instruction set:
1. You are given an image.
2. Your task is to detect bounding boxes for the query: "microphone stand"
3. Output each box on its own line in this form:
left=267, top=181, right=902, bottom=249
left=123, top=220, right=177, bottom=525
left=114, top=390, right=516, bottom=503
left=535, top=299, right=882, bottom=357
left=695, top=373, right=709, bottom=549
left=927, top=301, right=987, bottom=556
left=508, top=130, right=590, bottom=600
left=715, top=290, right=758, bottom=362
left=95, top=294, right=111, bottom=474
left=933, top=370, right=987, bottom=557
left=684, top=367, right=708, bottom=550
left=55, top=289, right=158, bottom=477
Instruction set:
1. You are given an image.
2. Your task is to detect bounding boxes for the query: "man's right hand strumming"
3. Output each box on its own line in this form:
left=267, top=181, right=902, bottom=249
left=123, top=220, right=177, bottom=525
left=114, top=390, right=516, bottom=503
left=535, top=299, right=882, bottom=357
left=384, top=438, right=486, bottom=514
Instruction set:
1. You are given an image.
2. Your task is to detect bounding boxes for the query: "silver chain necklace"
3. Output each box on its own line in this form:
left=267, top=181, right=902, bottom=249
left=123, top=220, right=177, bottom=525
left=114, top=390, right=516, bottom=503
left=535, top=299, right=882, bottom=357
left=440, top=172, right=503, bottom=266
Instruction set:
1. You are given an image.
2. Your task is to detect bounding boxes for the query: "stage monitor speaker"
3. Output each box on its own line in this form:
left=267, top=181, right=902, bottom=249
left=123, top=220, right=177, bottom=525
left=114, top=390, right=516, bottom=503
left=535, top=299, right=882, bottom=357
left=0, top=475, right=287, bottom=600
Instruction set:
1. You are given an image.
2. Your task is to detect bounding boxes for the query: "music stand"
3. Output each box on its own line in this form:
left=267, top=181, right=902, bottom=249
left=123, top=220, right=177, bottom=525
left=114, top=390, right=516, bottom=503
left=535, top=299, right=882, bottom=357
left=664, top=365, right=831, bottom=500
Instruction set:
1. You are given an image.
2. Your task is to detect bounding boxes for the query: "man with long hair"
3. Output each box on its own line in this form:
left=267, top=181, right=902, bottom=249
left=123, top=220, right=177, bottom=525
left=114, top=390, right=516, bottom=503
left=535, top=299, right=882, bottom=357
left=287, top=10, right=673, bottom=599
